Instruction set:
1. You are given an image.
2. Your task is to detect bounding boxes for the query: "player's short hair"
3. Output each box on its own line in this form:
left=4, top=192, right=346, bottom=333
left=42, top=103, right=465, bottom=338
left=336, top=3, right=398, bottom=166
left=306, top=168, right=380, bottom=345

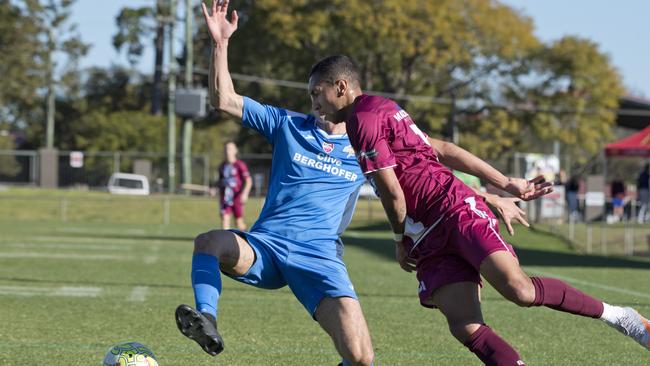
left=309, top=55, right=361, bottom=87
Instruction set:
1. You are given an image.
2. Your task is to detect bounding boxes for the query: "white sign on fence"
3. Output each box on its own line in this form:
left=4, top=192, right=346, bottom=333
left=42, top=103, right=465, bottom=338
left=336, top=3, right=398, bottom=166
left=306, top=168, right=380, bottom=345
left=541, top=185, right=565, bottom=218
left=585, top=191, right=605, bottom=206
left=70, top=151, right=84, bottom=168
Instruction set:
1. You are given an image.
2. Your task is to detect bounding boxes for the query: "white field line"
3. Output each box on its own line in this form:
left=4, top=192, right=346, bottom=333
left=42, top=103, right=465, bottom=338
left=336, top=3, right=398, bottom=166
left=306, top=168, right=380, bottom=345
left=128, top=286, right=149, bottom=302
left=525, top=268, right=650, bottom=300
left=3, top=243, right=128, bottom=251
left=143, top=245, right=160, bottom=264
left=30, top=236, right=145, bottom=245
left=52, top=286, right=102, bottom=297
left=0, top=285, right=102, bottom=298
left=57, top=227, right=147, bottom=235
left=143, top=255, right=159, bottom=264
left=0, top=252, right=131, bottom=261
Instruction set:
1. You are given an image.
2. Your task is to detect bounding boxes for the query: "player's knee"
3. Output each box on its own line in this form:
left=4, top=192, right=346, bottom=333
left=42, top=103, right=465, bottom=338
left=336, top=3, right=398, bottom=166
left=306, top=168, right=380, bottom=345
left=503, top=277, right=535, bottom=306
left=448, top=322, right=482, bottom=343
left=346, top=345, right=374, bottom=366
left=193, top=230, right=232, bottom=258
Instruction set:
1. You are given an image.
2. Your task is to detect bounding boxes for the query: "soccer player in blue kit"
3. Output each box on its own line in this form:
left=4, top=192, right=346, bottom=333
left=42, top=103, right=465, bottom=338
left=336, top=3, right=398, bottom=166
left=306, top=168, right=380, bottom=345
left=176, top=2, right=373, bottom=364
left=175, top=1, right=538, bottom=365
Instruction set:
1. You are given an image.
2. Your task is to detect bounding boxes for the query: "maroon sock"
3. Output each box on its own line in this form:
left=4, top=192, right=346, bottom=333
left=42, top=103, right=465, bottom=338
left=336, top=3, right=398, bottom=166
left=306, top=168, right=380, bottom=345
left=464, top=325, right=525, bottom=366
left=530, top=277, right=603, bottom=318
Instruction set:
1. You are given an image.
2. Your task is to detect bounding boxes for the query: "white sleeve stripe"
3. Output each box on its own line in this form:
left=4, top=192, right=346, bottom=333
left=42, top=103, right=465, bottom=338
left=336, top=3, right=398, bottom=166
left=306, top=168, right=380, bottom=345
left=363, top=164, right=398, bottom=174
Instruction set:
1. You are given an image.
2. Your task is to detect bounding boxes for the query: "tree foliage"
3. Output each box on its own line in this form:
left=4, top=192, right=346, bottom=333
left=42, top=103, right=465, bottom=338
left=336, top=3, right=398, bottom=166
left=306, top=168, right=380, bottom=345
left=0, top=0, right=44, bottom=128
left=191, top=0, right=622, bottom=159
left=0, top=0, right=88, bottom=148
left=112, top=0, right=167, bottom=114
left=0, top=0, right=625, bottom=169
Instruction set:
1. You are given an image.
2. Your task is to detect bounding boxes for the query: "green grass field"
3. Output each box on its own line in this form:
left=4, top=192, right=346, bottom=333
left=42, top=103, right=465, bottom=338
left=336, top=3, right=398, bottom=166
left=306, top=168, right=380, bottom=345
left=1, top=189, right=649, bottom=365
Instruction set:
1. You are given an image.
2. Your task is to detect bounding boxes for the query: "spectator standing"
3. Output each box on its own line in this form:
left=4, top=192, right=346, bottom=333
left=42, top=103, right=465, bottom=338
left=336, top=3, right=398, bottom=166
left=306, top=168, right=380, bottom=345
left=637, top=163, right=649, bottom=223
left=217, top=141, right=252, bottom=230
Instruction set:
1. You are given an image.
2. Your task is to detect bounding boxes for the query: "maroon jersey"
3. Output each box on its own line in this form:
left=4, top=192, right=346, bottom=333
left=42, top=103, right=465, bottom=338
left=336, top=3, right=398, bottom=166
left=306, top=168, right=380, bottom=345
left=346, top=94, right=477, bottom=244
left=218, top=160, right=250, bottom=205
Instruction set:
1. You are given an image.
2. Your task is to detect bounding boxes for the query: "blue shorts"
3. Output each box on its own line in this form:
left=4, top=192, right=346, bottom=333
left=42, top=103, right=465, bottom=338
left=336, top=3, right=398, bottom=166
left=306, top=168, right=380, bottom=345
left=226, top=230, right=358, bottom=317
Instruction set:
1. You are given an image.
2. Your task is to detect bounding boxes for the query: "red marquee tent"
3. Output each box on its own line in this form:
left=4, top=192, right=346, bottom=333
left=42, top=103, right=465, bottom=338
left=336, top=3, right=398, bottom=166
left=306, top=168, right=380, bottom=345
left=605, top=125, right=650, bottom=157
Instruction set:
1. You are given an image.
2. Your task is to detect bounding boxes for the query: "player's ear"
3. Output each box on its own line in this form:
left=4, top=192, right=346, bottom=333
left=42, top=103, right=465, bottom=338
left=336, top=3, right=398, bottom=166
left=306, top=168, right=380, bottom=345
left=335, top=79, right=347, bottom=97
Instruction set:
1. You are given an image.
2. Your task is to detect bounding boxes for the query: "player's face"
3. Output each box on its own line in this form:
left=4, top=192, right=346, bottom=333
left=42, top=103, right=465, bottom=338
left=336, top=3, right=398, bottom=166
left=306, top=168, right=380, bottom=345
left=224, top=142, right=237, bottom=162
left=308, top=76, right=346, bottom=123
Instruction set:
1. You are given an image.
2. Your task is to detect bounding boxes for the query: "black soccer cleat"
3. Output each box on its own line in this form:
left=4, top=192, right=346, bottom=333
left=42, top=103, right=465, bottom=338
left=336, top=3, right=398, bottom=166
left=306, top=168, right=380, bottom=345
left=175, top=304, right=225, bottom=356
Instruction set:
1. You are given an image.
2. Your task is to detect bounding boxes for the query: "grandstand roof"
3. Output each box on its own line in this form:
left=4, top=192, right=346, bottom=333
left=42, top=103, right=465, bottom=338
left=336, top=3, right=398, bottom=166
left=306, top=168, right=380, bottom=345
left=617, top=95, right=650, bottom=130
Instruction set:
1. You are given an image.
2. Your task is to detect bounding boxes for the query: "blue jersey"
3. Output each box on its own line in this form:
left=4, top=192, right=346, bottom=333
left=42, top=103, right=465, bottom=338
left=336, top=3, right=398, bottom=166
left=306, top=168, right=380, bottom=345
left=242, top=97, right=364, bottom=246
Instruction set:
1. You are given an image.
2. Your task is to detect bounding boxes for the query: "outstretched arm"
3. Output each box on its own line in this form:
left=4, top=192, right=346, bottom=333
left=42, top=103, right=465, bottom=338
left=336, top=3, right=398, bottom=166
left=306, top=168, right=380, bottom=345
left=202, top=0, right=243, bottom=118
left=428, top=137, right=552, bottom=201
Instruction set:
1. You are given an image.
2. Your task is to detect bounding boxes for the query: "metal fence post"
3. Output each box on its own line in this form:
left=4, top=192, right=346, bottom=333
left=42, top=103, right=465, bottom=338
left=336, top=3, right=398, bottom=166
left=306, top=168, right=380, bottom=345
left=203, top=154, right=210, bottom=187
left=600, top=221, right=607, bottom=255
left=113, top=152, right=121, bottom=173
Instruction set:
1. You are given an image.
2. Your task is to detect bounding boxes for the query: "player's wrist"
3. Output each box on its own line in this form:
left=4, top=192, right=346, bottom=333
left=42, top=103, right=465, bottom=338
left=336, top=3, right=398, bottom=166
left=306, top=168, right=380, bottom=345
left=213, top=38, right=229, bottom=49
left=393, top=232, right=404, bottom=242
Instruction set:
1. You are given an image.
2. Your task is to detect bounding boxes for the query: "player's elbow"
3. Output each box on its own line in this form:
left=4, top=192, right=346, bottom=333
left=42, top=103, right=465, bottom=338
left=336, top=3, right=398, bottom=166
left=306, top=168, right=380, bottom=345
left=215, top=95, right=231, bottom=111
left=433, top=140, right=453, bottom=160
left=215, top=93, right=242, bottom=116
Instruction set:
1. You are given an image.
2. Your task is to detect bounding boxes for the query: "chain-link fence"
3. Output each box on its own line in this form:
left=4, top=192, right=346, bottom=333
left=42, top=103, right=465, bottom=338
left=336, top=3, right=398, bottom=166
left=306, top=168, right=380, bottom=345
left=0, top=150, right=38, bottom=185
left=0, top=150, right=274, bottom=194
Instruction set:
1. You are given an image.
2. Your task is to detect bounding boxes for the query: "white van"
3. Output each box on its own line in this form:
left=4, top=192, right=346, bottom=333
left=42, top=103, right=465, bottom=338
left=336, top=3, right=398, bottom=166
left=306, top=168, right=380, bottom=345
left=107, top=173, right=150, bottom=195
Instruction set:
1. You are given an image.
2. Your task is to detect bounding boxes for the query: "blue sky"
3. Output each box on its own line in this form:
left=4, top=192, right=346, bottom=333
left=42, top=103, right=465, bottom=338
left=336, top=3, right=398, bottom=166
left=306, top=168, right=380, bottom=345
left=73, top=0, right=650, bottom=97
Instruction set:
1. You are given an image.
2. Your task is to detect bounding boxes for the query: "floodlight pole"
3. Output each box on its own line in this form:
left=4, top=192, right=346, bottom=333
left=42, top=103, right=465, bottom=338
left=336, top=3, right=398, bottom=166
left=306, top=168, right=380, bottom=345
left=182, top=0, right=194, bottom=188
left=167, top=0, right=178, bottom=193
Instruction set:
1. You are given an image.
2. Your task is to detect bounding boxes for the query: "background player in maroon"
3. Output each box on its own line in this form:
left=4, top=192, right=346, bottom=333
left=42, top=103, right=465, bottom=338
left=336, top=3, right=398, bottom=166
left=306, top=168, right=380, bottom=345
left=307, top=55, right=650, bottom=365
left=217, top=140, right=252, bottom=230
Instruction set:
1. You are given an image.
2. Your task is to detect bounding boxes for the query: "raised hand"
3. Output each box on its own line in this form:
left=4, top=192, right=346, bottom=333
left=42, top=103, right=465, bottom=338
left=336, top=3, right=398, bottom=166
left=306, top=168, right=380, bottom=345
left=503, top=175, right=553, bottom=201
left=201, top=0, right=238, bottom=43
left=488, top=196, right=529, bottom=236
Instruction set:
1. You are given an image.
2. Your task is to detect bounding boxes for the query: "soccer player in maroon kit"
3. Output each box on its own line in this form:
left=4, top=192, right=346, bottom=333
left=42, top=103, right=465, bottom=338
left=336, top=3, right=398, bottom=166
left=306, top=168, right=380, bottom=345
left=308, top=55, right=650, bottom=365
left=218, top=141, right=252, bottom=230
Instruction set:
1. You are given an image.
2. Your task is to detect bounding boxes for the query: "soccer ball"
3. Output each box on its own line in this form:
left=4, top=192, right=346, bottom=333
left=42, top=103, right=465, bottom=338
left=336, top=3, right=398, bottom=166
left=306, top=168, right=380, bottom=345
left=102, top=342, right=159, bottom=366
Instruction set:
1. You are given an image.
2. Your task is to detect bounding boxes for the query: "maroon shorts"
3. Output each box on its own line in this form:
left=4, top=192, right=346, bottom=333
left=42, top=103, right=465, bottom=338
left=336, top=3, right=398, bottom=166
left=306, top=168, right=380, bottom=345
left=410, top=197, right=517, bottom=308
left=220, top=196, right=244, bottom=218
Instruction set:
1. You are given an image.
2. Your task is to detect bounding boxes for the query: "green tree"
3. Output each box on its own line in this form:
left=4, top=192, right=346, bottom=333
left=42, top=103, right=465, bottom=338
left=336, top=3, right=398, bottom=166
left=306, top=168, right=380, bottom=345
left=505, top=36, right=623, bottom=161
left=113, top=0, right=167, bottom=115
left=192, top=0, right=623, bottom=162
left=54, top=66, right=157, bottom=151
left=192, top=0, right=541, bottom=154
left=1, top=0, right=88, bottom=149
left=0, top=0, right=43, bottom=130
left=72, top=110, right=166, bottom=152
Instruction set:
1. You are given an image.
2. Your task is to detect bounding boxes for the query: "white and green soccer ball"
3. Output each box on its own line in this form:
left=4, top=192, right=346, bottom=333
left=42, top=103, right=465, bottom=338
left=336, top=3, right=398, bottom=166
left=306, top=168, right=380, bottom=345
left=102, top=342, right=159, bottom=366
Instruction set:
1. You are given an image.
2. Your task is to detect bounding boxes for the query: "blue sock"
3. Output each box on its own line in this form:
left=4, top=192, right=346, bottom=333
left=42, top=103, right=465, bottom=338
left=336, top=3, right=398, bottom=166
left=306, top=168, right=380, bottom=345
left=191, top=253, right=222, bottom=319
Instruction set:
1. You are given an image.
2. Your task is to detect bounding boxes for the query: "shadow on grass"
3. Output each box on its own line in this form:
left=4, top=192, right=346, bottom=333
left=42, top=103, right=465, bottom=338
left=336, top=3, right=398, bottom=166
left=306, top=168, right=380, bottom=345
left=342, top=225, right=650, bottom=270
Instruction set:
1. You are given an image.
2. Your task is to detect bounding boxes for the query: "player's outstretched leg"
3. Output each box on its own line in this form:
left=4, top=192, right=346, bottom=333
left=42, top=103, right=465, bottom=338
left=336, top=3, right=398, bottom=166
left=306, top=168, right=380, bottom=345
left=481, top=251, right=650, bottom=351
left=175, top=304, right=225, bottom=356
left=177, top=230, right=256, bottom=356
